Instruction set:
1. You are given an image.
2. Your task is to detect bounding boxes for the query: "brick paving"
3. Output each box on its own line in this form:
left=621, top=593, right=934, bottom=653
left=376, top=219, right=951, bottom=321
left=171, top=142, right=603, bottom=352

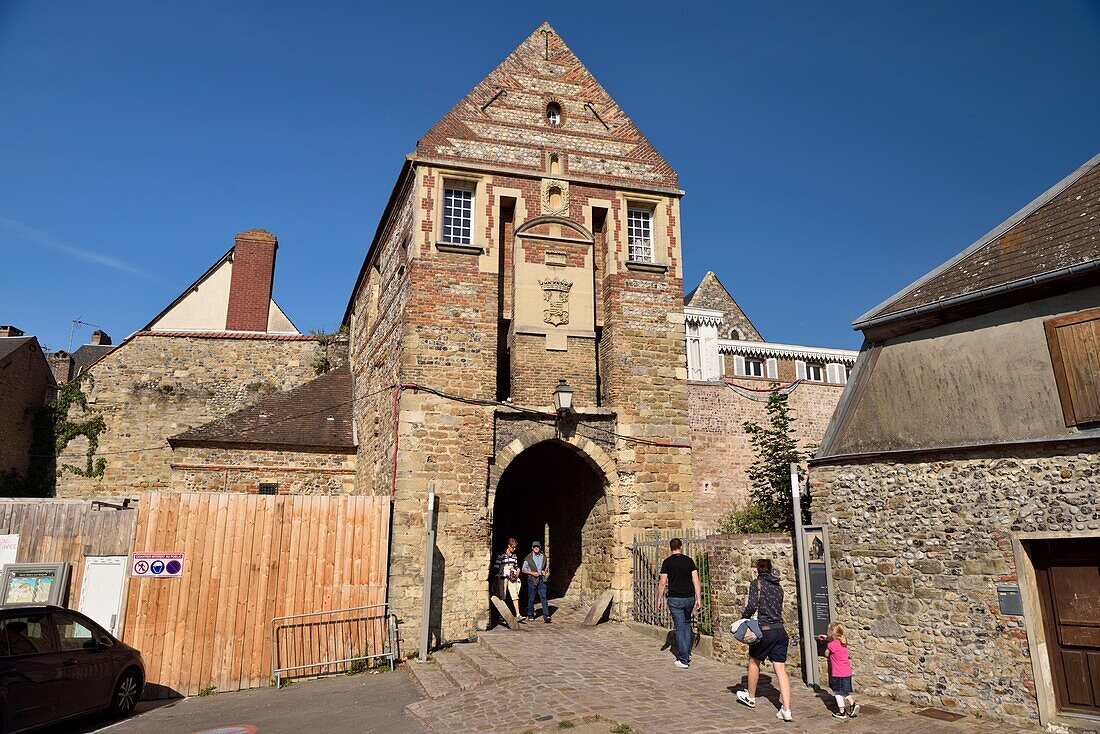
left=406, top=607, right=1038, bottom=734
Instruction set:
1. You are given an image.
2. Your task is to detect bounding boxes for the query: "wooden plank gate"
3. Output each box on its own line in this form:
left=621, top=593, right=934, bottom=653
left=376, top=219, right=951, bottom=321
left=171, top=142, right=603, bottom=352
left=0, top=499, right=138, bottom=611
left=121, top=492, right=391, bottom=698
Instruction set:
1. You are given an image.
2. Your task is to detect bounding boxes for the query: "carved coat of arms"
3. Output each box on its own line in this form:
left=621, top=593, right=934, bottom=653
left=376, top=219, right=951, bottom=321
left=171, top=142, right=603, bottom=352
left=539, top=277, right=572, bottom=326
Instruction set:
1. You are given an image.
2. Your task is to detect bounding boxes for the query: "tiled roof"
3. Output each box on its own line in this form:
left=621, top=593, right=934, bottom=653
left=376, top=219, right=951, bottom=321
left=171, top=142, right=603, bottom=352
left=169, top=366, right=355, bottom=451
left=135, top=331, right=316, bottom=341
left=857, top=153, right=1100, bottom=330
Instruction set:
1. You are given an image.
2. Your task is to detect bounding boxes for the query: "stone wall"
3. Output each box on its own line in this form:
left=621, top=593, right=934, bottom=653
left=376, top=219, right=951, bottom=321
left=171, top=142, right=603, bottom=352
left=169, top=445, right=355, bottom=494
left=690, top=379, right=843, bottom=533
left=56, top=333, right=331, bottom=498
left=810, top=441, right=1100, bottom=728
left=707, top=533, right=802, bottom=672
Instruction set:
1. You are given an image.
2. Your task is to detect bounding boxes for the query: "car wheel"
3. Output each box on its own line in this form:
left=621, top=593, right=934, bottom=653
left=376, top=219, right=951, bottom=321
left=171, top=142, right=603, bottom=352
left=108, top=668, right=142, bottom=718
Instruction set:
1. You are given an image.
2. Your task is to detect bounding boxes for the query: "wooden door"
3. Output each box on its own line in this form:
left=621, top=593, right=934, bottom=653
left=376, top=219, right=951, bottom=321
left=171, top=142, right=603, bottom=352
left=1034, top=538, right=1100, bottom=715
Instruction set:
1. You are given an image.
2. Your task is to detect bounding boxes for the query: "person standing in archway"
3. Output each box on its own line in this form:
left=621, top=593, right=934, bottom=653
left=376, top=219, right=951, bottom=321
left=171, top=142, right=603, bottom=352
left=495, top=537, right=525, bottom=624
left=736, top=558, right=793, bottom=722
left=522, top=540, right=551, bottom=623
left=656, top=538, right=702, bottom=668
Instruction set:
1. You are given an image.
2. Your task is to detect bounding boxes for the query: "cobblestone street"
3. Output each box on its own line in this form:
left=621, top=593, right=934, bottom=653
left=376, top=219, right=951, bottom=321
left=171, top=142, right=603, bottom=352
left=406, top=608, right=1038, bottom=734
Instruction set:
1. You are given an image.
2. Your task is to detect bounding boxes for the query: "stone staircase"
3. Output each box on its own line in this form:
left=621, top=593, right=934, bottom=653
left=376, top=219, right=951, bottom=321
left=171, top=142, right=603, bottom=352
left=405, top=636, right=519, bottom=701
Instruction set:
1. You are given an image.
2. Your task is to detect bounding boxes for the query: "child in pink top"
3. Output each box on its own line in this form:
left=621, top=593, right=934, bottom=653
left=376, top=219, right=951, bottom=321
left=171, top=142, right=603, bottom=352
left=818, top=622, right=860, bottom=719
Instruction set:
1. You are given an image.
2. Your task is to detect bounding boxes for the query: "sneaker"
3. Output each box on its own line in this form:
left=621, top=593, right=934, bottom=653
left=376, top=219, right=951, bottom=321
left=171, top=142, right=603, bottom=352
left=543, top=617, right=551, bottom=624
left=849, top=704, right=860, bottom=718
left=776, top=708, right=792, bottom=722
left=832, top=711, right=848, bottom=720
left=516, top=616, right=526, bottom=623
left=736, top=690, right=756, bottom=708
left=527, top=616, right=536, bottom=622
left=674, top=660, right=689, bottom=668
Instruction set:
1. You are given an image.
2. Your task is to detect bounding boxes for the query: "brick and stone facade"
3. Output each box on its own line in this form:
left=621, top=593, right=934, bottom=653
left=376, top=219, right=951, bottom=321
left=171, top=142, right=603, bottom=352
left=347, top=23, right=694, bottom=650
left=169, top=445, right=355, bottom=495
left=0, top=333, right=55, bottom=482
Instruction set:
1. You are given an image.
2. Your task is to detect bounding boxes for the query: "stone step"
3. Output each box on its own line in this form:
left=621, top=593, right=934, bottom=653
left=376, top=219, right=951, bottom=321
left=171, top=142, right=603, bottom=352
left=434, top=646, right=492, bottom=691
left=452, top=639, right=517, bottom=680
left=405, top=658, right=459, bottom=700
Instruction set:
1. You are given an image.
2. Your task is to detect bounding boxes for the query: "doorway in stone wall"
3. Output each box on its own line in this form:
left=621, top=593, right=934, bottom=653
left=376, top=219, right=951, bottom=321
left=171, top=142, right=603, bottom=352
left=491, top=440, right=612, bottom=614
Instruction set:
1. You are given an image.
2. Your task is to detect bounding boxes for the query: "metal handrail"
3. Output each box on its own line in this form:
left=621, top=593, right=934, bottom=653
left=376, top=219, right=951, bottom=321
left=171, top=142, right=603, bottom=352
left=270, top=603, right=397, bottom=688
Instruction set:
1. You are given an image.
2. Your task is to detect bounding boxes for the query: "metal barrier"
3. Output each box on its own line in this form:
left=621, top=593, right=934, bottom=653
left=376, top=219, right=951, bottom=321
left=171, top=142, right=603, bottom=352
left=271, top=603, right=397, bottom=688
left=630, top=536, right=713, bottom=635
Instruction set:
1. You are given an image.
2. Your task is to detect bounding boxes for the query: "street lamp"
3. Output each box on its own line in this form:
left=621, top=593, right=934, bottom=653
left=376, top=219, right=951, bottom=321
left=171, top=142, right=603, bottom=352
left=553, top=379, right=575, bottom=418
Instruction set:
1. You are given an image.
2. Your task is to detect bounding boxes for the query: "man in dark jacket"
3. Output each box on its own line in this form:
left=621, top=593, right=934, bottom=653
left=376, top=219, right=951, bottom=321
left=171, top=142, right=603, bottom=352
left=736, top=558, right=793, bottom=722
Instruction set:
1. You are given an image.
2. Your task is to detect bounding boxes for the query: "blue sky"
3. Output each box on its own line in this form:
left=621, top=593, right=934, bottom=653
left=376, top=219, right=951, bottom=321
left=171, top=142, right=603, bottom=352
left=2, top=1, right=1098, bottom=352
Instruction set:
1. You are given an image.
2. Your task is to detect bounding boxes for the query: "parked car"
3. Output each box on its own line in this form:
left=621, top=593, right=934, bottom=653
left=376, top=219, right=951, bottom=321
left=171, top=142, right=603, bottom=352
left=0, top=605, right=144, bottom=732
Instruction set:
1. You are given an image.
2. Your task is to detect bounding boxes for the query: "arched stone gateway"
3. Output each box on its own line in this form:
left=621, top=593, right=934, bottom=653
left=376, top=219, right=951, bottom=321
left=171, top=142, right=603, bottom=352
left=488, top=429, right=619, bottom=610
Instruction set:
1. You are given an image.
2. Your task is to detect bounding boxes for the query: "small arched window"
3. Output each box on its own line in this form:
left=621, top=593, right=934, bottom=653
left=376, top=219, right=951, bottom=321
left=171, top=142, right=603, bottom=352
left=729, top=329, right=742, bottom=340
left=546, top=102, right=561, bottom=126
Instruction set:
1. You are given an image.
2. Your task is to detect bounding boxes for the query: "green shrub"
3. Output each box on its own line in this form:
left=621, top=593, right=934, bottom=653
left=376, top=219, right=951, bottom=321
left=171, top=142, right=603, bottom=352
left=716, top=504, right=776, bottom=534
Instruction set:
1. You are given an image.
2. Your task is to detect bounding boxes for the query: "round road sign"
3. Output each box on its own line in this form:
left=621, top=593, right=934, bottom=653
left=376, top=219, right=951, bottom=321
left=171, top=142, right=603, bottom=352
left=134, top=560, right=149, bottom=574
left=166, top=559, right=182, bottom=575
left=151, top=560, right=165, bottom=575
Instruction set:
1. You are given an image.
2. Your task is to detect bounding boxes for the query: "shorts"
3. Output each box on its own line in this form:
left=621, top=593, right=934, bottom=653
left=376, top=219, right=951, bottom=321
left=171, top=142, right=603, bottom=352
left=748, top=627, right=789, bottom=664
left=830, top=676, right=853, bottom=695
left=501, top=579, right=521, bottom=601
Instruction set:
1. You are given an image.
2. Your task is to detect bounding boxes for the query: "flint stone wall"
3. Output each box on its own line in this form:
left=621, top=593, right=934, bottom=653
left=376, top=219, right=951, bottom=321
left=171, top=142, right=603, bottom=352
left=170, top=445, right=356, bottom=495
left=811, top=441, right=1100, bottom=728
left=707, top=533, right=803, bottom=674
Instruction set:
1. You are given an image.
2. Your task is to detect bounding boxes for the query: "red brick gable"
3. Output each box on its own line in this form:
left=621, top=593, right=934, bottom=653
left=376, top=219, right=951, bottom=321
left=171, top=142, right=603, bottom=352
left=417, top=22, right=678, bottom=192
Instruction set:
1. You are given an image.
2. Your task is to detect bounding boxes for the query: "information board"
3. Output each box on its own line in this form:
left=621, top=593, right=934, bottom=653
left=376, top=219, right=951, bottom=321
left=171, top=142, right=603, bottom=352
left=801, top=526, right=833, bottom=640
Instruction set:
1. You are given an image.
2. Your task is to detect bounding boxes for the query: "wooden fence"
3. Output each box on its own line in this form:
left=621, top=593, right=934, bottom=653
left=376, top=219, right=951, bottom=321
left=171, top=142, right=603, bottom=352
left=0, top=499, right=137, bottom=609
left=121, top=492, right=391, bottom=697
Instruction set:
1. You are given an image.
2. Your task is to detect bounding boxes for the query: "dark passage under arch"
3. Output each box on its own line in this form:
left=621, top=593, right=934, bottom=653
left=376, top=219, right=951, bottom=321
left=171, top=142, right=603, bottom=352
left=491, top=440, right=612, bottom=606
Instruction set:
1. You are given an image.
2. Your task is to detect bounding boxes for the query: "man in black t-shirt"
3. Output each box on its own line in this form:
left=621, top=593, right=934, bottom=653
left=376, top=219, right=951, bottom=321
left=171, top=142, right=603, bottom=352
left=656, top=538, right=702, bottom=668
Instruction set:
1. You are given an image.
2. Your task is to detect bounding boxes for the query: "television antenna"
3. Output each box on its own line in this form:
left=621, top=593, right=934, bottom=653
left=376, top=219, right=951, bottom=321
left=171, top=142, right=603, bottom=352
left=68, top=316, right=100, bottom=352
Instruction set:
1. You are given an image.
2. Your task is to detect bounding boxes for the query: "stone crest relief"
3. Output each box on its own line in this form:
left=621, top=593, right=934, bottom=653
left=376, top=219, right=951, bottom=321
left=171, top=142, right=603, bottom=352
left=541, top=178, right=569, bottom=216
left=539, top=277, right=572, bottom=326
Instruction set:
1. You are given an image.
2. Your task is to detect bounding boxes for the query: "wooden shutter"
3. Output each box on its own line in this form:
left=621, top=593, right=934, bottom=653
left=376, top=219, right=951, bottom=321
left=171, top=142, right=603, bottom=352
left=1045, top=308, right=1100, bottom=426
left=733, top=355, right=746, bottom=376
left=766, top=358, right=778, bottom=379
left=795, top=360, right=807, bottom=380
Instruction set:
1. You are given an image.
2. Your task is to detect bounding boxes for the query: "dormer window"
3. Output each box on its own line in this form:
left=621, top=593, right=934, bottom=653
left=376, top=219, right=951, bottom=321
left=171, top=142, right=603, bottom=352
left=546, top=102, right=561, bottom=126
left=627, top=207, right=653, bottom=263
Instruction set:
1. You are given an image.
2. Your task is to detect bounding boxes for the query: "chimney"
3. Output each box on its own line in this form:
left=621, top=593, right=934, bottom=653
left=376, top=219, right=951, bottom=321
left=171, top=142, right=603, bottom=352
left=0, top=325, right=24, bottom=338
left=48, top=351, right=73, bottom=384
left=90, top=330, right=112, bottom=346
left=226, top=229, right=278, bottom=332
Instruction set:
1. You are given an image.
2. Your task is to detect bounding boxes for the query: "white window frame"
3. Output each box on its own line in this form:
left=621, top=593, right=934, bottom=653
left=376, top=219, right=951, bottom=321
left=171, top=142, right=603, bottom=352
left=442, top=185, right=475, bottom=245
left=744, top=358, right=764, bottom=377
left=686, top=322, right=702, bottom=380
left=804, top=362, right=824, bottom=382
left=627, top=207, right=654, bottom=263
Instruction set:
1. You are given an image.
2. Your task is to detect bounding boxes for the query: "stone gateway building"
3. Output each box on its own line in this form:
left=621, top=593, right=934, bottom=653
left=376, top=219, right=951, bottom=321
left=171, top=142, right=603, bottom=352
left=346, top=23, right=695, bottom=647
left=812, top=153, right=1100, bottom=730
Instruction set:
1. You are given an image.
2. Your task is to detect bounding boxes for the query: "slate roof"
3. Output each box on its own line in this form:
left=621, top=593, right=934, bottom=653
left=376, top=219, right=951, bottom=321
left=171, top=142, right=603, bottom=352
left=70, top=344, right=115, bottom=378
left=416, top=22, right=679, bottom=192
left=856, top=153, right=1100, bottom=331
left=0, top=337, right=33, bottom=364
left=169, top=366, right=355, bottom=451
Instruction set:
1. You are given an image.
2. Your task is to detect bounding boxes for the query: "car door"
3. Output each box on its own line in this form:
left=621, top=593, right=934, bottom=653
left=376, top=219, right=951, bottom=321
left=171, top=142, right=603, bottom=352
left=52, top=611, right=115, bottom=718
left=0, top=611, right=63, bottom=732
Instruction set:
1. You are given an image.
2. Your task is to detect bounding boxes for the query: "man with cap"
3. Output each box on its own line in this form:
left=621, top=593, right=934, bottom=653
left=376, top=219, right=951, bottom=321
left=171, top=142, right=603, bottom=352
left=521, top=539, right=551, bottom=623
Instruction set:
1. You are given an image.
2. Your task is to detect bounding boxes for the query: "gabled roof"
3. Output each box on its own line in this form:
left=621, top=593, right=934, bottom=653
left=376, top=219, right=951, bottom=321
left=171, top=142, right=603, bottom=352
left=0, top=336, right=33, bottom=364
left=856, top=153, right=1100, bottom=334
left=169, top=365, right=355, bottom=451
left=416, top=22, right=679, bottom=193
left=684, top=271, right=763, bottom=341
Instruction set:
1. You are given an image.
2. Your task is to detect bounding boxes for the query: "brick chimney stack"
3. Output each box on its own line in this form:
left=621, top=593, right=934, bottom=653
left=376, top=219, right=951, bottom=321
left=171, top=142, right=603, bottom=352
left=226, top=229, right=278, bottom=332
left=0, top=325, right=24, bottom=338
left=90, top=330, right=111, bottom=346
